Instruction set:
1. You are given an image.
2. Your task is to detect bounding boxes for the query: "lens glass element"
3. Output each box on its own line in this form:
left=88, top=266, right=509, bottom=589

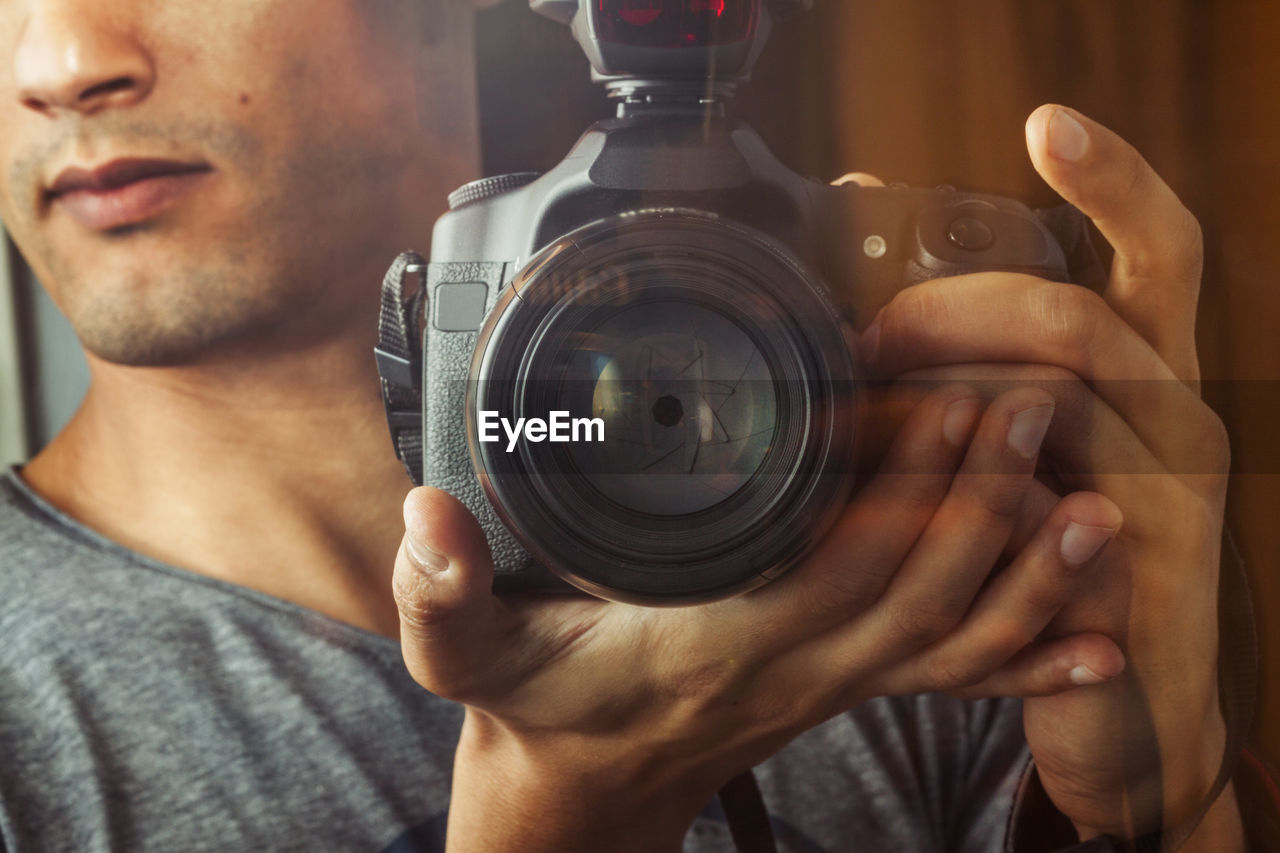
left=558, top=299, right=776, bottom=516
left=597, top=0, right=755, bottom=48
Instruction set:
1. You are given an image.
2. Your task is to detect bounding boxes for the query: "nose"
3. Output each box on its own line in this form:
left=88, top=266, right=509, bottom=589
left=14, top=3, right=154, bottom=117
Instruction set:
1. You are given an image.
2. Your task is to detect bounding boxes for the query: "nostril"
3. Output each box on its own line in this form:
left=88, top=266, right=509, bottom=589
left=78, top=76, right=135, bottom=103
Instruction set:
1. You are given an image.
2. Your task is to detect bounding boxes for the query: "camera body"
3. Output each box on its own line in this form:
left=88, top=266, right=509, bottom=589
left=376, top=0, right=1077, bottom=604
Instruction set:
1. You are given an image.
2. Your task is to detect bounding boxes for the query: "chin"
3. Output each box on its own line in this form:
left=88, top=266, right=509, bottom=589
left=64, top=277, right=286, bottom=368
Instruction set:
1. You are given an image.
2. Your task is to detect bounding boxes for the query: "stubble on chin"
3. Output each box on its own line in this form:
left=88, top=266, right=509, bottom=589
left=3, top=114, right=301, bottom=367
left=56, top=247, right=282, bottom=367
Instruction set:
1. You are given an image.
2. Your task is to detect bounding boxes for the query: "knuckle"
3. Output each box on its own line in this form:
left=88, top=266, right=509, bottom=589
left=1033, top=283, right=1102, bottom=354
left=1130, top=204, right=1205, bottom=286
left=789, top=556, right=891, bottom=627
left=887, top=597, right=963, bottom=646
left=985, top=620, right=1037, bottom=658
left=962, top=475, right=1032, bottom=530
left=1196, top=410, right=1231, bottom=477
left=1173, top=208, right=1205, bottom=280
left=1018, top=574, right=1070, bottom=616
left=895, top=474, right=951, bottom=519
left=1121, top=148, right=1150, bottom=202
left=891, top=285, right=956, bottom=340
left=922, top=656, right=968, bottom=691
left=926, top=622, right=1033, bottom=692
left=807, top=566, right=886, bottom=617
left=392, top=572, right=446, bottom=633
left=923, top=652, right=985, bottom=691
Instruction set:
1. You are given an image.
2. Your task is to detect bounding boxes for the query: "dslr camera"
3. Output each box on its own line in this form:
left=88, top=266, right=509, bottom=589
left=376, top=0, right=1084, bottom=604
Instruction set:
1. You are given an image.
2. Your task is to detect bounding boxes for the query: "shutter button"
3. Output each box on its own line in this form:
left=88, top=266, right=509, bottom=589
left=946, top=216, right=995, bottom=251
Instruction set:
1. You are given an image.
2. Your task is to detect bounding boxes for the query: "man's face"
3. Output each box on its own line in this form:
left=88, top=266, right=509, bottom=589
left=0, top=0, right=474, bottom=366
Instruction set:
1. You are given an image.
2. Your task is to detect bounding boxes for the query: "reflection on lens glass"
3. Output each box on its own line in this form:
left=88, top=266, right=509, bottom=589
left=559, top=300, right=777, bottom=516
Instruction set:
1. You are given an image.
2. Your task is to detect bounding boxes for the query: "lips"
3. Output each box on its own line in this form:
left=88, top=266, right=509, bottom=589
left=46, top=158, right=213, bottom=231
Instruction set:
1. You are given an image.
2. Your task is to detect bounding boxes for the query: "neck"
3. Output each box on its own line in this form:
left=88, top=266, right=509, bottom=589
left=23, top=319, right=417, bottom=638
left=20, top=13, right=491, bottom=639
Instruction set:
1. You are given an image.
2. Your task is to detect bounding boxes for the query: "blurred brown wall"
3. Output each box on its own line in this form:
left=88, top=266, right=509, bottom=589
left=478, top=0, right=1280, bottom=758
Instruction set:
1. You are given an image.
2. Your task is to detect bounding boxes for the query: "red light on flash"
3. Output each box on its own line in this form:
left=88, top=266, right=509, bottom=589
left=599, top=0, right=754, bottom=47
left=612, top=0, right=726, bottom=26
left=616, top=0, right=662, bottom=27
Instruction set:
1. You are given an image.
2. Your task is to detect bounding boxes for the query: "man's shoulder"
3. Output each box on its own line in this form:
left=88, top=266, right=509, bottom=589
left=0, top=470, right=153, bottom=637
left=0, top=469, right=316, bottom=684
left=0, top=467, right=73, bottom=557
left=0, top=472, right=465, bottom=853
left=0, top=470, right=108, bottom=629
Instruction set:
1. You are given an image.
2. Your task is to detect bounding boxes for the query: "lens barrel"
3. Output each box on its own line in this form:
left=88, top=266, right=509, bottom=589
left=468, top=210, right=856, bottom=603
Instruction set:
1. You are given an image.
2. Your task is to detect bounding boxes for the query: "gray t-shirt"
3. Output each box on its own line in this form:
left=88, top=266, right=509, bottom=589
left=0, top=469, right=1030, bottom=852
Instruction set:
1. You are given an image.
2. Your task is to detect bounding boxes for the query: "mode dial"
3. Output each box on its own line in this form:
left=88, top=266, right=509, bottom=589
left=447, top=172, right=541, bottom=210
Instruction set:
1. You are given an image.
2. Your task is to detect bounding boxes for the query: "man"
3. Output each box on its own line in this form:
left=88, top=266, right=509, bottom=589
left=0, top=0, right=1262, bottom=850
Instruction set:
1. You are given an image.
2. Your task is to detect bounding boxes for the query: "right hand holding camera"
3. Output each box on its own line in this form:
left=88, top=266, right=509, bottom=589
left=392, top=383, right=1124, bottom=852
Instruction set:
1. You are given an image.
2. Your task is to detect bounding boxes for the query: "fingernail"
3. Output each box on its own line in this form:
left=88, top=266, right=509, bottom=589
left=405, top=535, right=449, bottom=573
left=1047, top=109, right=1090, bottom=163
left=942, top=397, right=981, bottom=447
left=1060, top=522, right=1117, bottom=566
left=858, top=316, right=882, bottom=364
left=1068, top=664, right=1110, bottom=687
left=1007, top=404, right=1054, bottom=459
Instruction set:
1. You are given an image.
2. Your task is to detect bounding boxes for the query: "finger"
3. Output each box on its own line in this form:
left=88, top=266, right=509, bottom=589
left=831, top=171, right=886, bottom=187
left=394, top=487, right=505, bottom=701
left=865, top=387, right=1056, bottom=655
left=948, top=633, right=1127, bottom=700
left=853, top=380, right=1065, bottom=556
left=861, top=274, right=1212, bottom=468
left=741, top=384, right=981, bottom=643
left=896, top=363, right=1229, bottom=529
left=876, top=490, right=1123, bottom=697
left=1006, top=477, right=1059, bottom=560
left=1025, top=104, right=1203, bottom=381
left=803, top=388, right=1055, bottom=688
left=891, top=363, right=1213, bottom=526
left=881, top=364, right=1171, bottom=478
left=860, top=383, right=1095, bottom=562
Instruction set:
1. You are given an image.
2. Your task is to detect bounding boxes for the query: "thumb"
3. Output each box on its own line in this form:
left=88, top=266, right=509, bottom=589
left=393, top=486, right=502, bottom=702
left=1024, top=104, right=1203, bottom=382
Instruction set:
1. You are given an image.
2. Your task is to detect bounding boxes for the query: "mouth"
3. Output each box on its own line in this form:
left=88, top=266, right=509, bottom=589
left=46, top=158, right=214, bottom=232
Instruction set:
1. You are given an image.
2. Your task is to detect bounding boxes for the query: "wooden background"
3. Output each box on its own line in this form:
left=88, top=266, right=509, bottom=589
left=476, top=0, right=1280, bottom=759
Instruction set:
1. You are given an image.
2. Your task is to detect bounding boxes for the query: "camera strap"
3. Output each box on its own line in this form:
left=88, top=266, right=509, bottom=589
left=720, top=769, right=778, bottom=853
left=375, top=251, right=429, bottom=486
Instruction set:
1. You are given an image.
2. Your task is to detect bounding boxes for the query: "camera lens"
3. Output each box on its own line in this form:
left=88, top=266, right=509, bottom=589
left=469, top=210, right=856, bottom=603
left=559, top=299, right=777, bottom=517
